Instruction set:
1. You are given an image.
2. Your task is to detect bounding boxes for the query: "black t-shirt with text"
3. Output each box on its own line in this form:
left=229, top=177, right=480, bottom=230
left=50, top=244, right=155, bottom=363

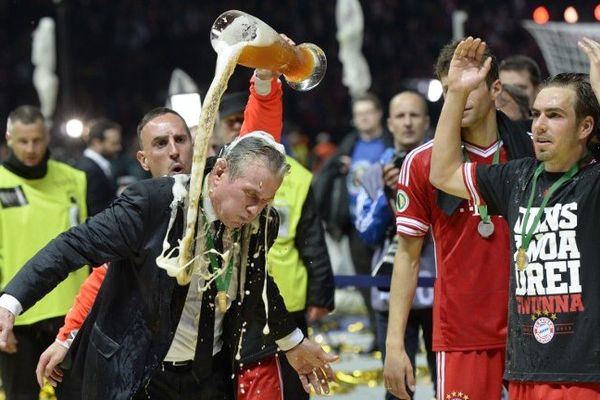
left=476, top=157, right=600, bottom=383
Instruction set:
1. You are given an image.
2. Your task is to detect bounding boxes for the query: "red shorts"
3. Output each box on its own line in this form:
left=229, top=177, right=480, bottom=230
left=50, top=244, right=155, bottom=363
left=237, top=354, right=283, bottom=400
left=509, top=381, right=600, bottom=400
left=437, top=349, right=505, bottom=400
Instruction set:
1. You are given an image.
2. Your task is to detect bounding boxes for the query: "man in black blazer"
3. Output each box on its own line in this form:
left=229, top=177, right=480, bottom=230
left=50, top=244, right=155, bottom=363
left=76, top=118, right=122, bottom=216
left=0, top=111, right=336, bottom=400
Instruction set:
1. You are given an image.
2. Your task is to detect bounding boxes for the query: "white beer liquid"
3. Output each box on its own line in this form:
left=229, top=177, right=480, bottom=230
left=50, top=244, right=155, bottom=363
left=179, top=44, right=244, bottom=279
left=211, top=11, right=276, bottom=54
left=178, top=39, right=274, bottom=355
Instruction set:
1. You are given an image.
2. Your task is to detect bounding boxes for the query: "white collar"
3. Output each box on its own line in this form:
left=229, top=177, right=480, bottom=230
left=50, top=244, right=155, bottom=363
left=83, top=148, right=112, bottom=176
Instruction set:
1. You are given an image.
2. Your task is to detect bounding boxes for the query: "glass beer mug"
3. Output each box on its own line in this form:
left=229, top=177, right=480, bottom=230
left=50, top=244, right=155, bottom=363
left=210, top=10, right=327, bottom=91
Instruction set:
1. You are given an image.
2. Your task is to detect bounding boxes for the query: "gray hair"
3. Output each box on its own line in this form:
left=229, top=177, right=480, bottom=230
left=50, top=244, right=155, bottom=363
left=7, top=105, right=45, bottom=133
left=222, top=136, right=290, bottom=181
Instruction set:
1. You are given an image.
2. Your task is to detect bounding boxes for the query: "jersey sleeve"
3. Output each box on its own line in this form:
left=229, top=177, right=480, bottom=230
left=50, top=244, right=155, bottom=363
left=463, top=160, right=521, bottom=217
left=395, top=148, right=431, bottom=237
left=240, top=75, right=283, bottom=142
left=56, top=264, right=107, bottom=344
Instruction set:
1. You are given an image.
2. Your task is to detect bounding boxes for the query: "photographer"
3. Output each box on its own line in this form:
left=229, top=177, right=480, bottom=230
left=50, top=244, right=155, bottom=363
left=354, top=91, right=435, bottom=400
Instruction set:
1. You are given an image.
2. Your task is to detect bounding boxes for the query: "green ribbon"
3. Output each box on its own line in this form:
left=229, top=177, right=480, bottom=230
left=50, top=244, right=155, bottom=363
left=199, top=172, right=237, bottom=294
left=204, top=221, right=238, bottom=293
left=462, top=136, right=501, bottom=224
left=519, top=162, right=579, bottom=254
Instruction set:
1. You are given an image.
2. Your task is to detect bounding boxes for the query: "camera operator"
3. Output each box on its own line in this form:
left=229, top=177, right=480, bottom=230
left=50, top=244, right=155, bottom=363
left=354, top=91, right=436, bottom=400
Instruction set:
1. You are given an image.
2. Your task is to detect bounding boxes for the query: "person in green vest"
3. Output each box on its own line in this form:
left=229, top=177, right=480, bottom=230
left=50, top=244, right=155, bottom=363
left=0, top=105, right=88, bottom=400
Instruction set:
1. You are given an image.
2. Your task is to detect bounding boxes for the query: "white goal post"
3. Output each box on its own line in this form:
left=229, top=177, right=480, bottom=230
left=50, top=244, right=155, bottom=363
left=523, top=20, right=600, bottom=76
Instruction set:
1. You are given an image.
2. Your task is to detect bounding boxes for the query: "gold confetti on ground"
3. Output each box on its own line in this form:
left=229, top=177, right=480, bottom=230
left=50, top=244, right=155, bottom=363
left=0, top=384, right=56, bottom=400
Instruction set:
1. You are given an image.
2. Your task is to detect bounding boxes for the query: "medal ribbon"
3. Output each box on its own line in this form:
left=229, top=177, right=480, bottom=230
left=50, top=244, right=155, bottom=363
left=519, top=162, right=579, bottom=254
left=204, top=221, right=237, bottom=295
left=199, top=174, right=236, bottom=295
left=462, top=135, right=501, bottom=224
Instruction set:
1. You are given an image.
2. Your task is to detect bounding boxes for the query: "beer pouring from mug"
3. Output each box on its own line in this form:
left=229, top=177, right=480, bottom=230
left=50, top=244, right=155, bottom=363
left=210, top=10, right=327, bottom=91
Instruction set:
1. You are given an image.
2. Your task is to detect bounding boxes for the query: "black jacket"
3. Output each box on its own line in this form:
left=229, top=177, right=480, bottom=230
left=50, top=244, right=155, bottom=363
left=3, top=176, right=296, bottom=400
left=76, top=155, right=117, bottom=216
left=296, top=187, right=335, bottom=312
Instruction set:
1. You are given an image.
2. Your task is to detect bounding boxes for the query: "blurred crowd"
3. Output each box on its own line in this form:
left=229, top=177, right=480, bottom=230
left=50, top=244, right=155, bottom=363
left=1, top=0, right=549, bottom=155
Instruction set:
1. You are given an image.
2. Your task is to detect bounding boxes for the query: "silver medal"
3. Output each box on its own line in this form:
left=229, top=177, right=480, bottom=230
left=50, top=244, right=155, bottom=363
left=477, top=220, right=495, bottom=238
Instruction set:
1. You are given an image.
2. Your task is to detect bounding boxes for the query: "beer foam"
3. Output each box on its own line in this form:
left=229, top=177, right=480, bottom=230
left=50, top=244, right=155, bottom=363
left=226, top=131, right=286, bottom=155
left=179, top=43, right=243, bottom=277
left=211, top=12, right=276, bottom=54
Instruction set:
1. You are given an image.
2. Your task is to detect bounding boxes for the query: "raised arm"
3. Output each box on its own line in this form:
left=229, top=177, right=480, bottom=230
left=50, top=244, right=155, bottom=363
left=429, top=37, right=491, bottom=199
left=56, top=265, right=107, bottom=343
left=579, top=37, right=600, bottom=101
left=383, top=235, right=424, bottom=399
left=240, top=71, right=283, bottom=141
left=240, top=35, right=296, bottom=142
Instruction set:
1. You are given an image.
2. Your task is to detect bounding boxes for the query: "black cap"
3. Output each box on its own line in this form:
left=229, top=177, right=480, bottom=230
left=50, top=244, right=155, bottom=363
left=219, top=92, right=247, bottom=119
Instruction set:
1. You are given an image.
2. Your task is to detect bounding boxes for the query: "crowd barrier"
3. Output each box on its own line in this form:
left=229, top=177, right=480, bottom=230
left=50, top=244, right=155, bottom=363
left=333, top=275, right=435, bottom=289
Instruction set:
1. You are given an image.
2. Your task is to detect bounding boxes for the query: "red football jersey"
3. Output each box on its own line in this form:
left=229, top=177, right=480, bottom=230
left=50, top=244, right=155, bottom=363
left=396, top=140, right=509, bottom=351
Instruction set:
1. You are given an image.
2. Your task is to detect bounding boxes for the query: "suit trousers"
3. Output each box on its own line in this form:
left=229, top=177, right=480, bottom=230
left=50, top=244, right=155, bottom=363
left=132, top=351, right=233, bottom=400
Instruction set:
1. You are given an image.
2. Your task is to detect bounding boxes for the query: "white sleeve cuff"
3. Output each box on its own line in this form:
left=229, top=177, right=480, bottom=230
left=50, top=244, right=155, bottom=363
left=275, top=328, right=304, bottom=351
left=55, top=338, right=70, bottom=349
left=0, top=294, right=23, bottom=316
left=254, top=74, right=275, bottom=96
left=57, top=329, right=79, bottom=349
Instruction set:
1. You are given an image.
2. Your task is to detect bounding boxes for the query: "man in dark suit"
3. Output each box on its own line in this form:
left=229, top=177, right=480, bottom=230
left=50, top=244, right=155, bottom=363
left=77, top=118, right=122, bottom=216
left=0, top=110, right=336, bottom=400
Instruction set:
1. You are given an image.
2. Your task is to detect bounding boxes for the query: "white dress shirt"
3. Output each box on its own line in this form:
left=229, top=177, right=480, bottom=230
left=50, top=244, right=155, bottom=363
left=164, top=190, right=302, bottom=361
left=83, top=148, right=112, bottom=178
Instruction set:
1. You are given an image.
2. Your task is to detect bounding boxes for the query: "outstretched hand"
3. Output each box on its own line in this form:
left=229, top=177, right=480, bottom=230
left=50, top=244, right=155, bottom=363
left=2, top=331, right=18, bottom=354
left=285, top=338, right=339, bottom=394
left=36, top=341, right=68, bottom=387
left=446, top=36, right=492, bottom=95
left=578, top=37, right=600, bottom=99
left=0, top=307, right=16, bottom=353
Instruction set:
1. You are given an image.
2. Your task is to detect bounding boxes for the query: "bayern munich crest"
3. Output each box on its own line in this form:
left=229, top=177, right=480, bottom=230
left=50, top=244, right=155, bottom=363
left=533, top=316, right=555, bottom=344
